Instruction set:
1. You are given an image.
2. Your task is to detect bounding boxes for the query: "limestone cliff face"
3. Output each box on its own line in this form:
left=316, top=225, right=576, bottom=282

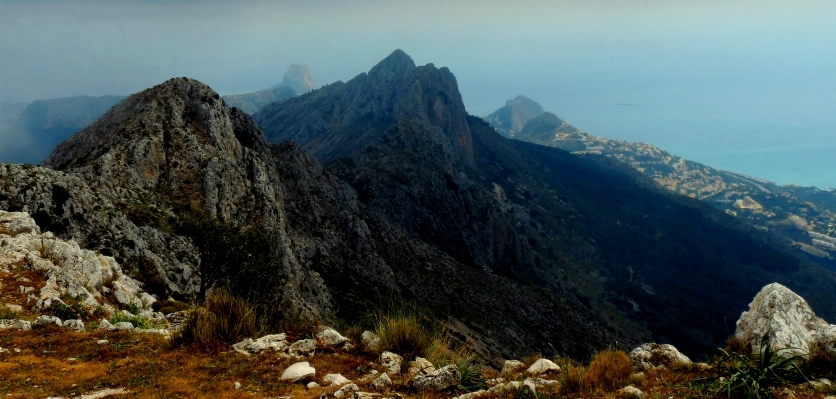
left=256, top=50, right=531, bottom=274
left=6, top=78, right=334, bottom=319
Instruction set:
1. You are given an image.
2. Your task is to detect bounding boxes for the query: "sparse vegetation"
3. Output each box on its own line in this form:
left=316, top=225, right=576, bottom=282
left=706, top=343, right=810, bottom=399
left=456, top=354, right=488, bottom=392
left=174, top=288, right=256, bottom=351
left=374, top=310, right=432, bottom=361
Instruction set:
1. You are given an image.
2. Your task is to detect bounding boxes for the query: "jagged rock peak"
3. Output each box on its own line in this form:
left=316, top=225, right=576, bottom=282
left=483, top=95, right=545, bottom=138
left=507, top=95, right=543, bottom=111
left=368, top=49, right=417, bottom=79
left=281, top=64, right=317, bottom=94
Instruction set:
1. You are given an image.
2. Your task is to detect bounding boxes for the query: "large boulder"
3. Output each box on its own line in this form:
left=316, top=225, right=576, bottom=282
left=232, top=333, right=289, bottom=355
left=281, top=362, right=316, bottom=383
left=735, top=283, right=833, bottom=355
left=629, top=343, right=691, bottom=371
left=381, top=351, right=403, bottom=374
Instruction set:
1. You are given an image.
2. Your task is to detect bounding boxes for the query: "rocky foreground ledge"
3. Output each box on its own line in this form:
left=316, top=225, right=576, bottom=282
left=1, top=209, right=835, bottom=398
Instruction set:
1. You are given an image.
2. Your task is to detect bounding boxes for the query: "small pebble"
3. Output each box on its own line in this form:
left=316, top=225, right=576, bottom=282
left=234, top=381, right=241, bottom=390
left=97, top=340, right=109, bottom=345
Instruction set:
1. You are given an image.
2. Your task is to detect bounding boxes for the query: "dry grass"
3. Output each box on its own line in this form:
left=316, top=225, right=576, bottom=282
left=174, top=288, right=256, bottom=351
left=375, top=311, right=432, bottom=362
left=580, top=350, right=632, bottom=392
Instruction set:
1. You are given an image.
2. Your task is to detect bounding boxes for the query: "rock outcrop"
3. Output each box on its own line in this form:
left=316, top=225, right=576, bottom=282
left=482, top=95, right=544, bottom=137
left=628, top=343, right=692, bottom=371
left=735, top=283, right=836, bottom=356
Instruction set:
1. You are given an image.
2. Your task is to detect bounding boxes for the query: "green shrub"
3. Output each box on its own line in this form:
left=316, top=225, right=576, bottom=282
left=456, top=355, right=488, bottom=392
left=175, top=288, right=256, bottom=351
left=374, top=310, right=432, bottom=361
left=708, top=343, right=809, bottom=399
left=53, top=301, right=88, bottom=320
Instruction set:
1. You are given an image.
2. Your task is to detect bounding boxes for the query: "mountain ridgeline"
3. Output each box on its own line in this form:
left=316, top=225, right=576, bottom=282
left=1, top=51, right=834, bottom=365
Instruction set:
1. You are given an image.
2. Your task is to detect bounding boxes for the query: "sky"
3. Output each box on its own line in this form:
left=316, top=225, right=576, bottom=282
left=1, top=0, right=835, bottom=187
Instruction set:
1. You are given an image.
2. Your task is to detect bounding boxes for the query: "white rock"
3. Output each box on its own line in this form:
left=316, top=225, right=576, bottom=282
left=98, top=319, right=113, bottom=330
left=234, top=381, right=241, bottom=389
left=281, top=361, right=316, bottom=383
left=380, top=351, right=403, bottom=374
left=333, top=383, right=359, bottom=398
left=4, top=303, right=22, bottom=313
left=618, top=385, right=645, bottom=399
left=735, top=283, right=830, bottom=355
left=306, top=382, right=319, bottom=389
left=0, top=211, right=41, bottom=235
left=501, top=359, right=524, bottom=374
left=371, top=372, right=392, bottom=389
left=97, top=340, right=109, bottom=345
left=524, top=378, right=560, bottom=389
left=629, top=343, right=692, bottom=371
left=526, top=358, right=560, bottom=375
left=232, top=333, right=288, bottom=355
left=408, top=357, right=435, bottom=378
left=413, top=364, right=461, bottom=391
left=362, top=330, right=382, bottom=352
left=32, top=315, right=63, bottom=329
left=452, top=390, right=488, bottom=399
left=288, top=338, right=317, bottom=356
left=0, top=319, right=31, bottom=331
left=317, top=328, right=349, bottom=347
left=323, top=373, right=351, bottom=386
left=63, top=319, right=85, bottom=332
left=110, top=321, right=134, bottom=331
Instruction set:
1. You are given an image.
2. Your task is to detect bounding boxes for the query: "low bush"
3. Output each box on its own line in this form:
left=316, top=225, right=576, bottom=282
left=806, top=341, right=836, bottom=379
left=174, top=288, right=256, bottom=351
left=53, top=301, right=88, bottom=321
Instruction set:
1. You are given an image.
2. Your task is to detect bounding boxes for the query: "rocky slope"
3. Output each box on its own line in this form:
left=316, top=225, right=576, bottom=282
left=256, top=50, right=836, bottom=359
left=486, top=97, right=836, bottom=269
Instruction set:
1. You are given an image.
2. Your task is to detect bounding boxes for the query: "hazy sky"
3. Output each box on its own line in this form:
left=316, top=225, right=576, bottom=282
left=1, top=0, right=835, bottom=186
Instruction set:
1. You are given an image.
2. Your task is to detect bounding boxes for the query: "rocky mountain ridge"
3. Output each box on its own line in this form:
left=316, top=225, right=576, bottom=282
left=1, top=51, right=835, bottom=365
left=484, top=97, right=836, bottom=268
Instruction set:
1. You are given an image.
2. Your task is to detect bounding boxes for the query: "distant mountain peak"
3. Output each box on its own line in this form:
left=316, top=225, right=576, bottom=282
left=281, top=64, right=317, bottom=94
left=483, top=95, right=545, bottom=137
left=368, top=49, right=416, bottom=79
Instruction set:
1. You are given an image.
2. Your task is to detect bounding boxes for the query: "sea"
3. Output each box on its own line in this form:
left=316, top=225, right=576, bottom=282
left=528, top=86, right=836, bottom=190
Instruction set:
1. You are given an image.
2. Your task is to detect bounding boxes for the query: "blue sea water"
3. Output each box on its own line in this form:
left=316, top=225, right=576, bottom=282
left=536, top=86, right=836, bottom=190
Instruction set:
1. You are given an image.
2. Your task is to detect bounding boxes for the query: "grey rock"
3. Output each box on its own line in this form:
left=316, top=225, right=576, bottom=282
left=323, top=373, right=351, bottom=386
left=0, top=211, right=40, bottom=235
left=0, top=319, right=31, bottom=331
left=380, top=351, right=402, bottom=375
left=306, top=381, right=319, bottom=389
left=735, top=283, right=833, bottom=355
left=333, top=383, right=359, bottom=398
left=618, top=385, right=645, bottom=399
left=32, top=315, right=63, bottom=329
left=63, top=319, right=85, bottom=332
left=629, top=343, right=692, bottom=371
left=110, top=321, right=134, bottom=331
left=361, top=331, right=382, bottom=352
left=317, top=328, right=349, bottom=347
left=413, top=364, right=461, bottom=391
left=501, top=359, right=524, bottom=375
left=232, top=333, right=288, bottom=355
left=408, top=357, right=435, bottom=378
left=98, top=319, right=113, bottom=330
left=370, top=373, right=392, bottom=389
left=289, top=338, right=317, bottom=356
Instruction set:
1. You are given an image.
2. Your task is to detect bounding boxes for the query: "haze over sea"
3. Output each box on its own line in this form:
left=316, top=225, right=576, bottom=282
left=1, top=1, right=834, bottom=189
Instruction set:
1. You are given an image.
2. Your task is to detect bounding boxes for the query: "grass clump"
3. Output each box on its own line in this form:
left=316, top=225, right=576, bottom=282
left=456, top=355, right=488, bottom=392
left=152, top=299, right=190, bottom=315
left=375, top=311, right=432, bottom=361
left=560, top=350, right=632, bottom=395
left=175, top=288, right=256, bottom=351
left=707, top=343, right=809, bottom=399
